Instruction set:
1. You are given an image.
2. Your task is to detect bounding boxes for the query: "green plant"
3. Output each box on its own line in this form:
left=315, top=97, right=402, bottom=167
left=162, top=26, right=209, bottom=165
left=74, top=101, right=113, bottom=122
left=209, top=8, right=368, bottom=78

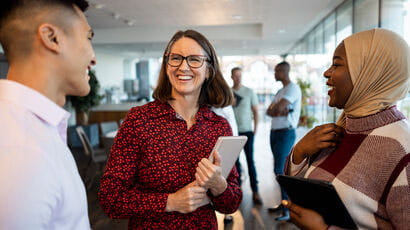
left=297, top=78, right=317, bottom=127
left=306, top=116, right=318, bottom=128
left=67, top=70, right=104, bottom=113
left=296, top=78, right=311, bottom=117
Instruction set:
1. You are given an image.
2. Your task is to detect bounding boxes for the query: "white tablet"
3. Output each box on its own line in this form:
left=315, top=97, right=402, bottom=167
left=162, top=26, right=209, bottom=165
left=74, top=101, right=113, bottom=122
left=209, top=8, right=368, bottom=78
left=209, top=136, right=248, bottom=178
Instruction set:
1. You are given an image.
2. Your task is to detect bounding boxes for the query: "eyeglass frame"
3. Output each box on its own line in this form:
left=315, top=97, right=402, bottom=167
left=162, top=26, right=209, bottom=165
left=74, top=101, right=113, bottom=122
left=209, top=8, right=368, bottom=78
left=165, top=53, right=209, bottom=69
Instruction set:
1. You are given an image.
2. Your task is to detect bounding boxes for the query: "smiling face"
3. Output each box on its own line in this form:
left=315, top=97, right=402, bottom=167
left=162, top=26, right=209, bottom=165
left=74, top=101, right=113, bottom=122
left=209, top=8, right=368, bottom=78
left=166, top=37, right=208, bottom=99
left=61, top=6, right=96, bottom=97
left=323, top=42, right=353, bottom=109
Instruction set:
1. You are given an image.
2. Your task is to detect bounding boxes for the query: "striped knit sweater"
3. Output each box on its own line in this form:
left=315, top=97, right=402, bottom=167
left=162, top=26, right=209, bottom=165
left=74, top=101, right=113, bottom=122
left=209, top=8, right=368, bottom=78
left=288, top=106, right=410, bottom=229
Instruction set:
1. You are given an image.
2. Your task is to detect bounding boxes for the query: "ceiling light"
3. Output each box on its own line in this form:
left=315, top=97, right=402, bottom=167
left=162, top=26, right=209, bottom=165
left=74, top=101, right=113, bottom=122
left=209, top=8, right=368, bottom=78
left=91, top=3, right=105, bottom=9
left=232, top=15, right=243, bottom=20
left=278, top=29, right=286, bottom=34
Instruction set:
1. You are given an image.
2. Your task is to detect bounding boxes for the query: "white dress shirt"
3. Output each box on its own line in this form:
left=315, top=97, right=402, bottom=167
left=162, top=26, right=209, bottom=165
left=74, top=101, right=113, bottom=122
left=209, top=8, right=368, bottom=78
left=211, top=106, right=238, bottom=136
left=270, top=82, right=302, bottom=130
left=0, top=80, right=90, bottom=229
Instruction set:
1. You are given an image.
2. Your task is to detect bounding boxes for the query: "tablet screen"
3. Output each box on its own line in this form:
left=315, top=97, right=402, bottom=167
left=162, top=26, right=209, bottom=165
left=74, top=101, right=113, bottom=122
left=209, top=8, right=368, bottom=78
left=210, top=136, right=247, bottom=178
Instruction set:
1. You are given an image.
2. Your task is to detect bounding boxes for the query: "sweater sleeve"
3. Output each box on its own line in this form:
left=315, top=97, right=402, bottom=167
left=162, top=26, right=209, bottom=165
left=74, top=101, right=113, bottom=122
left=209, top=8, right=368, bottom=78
left=98, top=108, right=168, bottom=219
left=284, top=149, right=309, bottom=176
left=385, top=155, right=410, bottom=230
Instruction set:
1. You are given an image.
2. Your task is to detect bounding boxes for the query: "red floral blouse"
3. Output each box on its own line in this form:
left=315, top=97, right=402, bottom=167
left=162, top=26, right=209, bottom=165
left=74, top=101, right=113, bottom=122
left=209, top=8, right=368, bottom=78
left=98, top=100, right=242, bottom=229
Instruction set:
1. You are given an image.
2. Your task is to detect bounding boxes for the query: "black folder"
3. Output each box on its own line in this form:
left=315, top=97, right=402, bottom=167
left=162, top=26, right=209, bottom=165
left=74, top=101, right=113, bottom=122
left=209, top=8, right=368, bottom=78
left=277, top=175, right=357, bottom=229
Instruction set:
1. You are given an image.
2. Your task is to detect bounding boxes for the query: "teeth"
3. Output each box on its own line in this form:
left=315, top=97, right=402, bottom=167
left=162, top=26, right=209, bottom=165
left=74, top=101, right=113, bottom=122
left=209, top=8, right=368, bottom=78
left=178, top=75, right=192, bottom=80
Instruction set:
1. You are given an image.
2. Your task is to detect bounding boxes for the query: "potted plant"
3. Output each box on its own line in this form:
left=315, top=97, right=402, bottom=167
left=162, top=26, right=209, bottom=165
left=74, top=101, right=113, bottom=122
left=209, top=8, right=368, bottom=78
left=297, top=78, right=317, bottom=128
left=66, top=70, right=104, bottom=148
left=67, top=69, right=104, bottom=125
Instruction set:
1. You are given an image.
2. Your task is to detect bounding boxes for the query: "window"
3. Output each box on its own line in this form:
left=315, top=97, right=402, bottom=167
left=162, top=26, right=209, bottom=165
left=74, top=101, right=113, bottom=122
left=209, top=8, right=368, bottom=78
left=354, top=0, right=379, bottom=32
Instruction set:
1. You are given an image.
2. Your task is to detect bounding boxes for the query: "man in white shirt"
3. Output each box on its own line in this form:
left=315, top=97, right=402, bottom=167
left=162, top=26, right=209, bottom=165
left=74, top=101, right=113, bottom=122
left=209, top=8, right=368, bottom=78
left=0, top=0, right=96, bottom=229
left=266, top=61, right=301, bottom=221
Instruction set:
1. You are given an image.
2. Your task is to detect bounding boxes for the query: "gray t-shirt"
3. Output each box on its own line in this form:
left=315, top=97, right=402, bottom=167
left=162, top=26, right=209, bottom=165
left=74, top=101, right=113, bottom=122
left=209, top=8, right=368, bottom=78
left=232, top=86, right=258, bottom=133
left=270, top=82, right=301, bottom=130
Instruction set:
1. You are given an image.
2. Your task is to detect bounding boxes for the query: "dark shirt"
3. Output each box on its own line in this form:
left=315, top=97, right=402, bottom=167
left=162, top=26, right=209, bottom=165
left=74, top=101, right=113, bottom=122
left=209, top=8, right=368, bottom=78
left=99, top=100, right=242, bottom=229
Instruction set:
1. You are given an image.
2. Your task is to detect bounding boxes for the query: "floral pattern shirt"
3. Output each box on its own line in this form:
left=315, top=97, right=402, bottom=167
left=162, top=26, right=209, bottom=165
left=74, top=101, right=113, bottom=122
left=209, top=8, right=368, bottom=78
left=99, top=100, right=242, bottom=229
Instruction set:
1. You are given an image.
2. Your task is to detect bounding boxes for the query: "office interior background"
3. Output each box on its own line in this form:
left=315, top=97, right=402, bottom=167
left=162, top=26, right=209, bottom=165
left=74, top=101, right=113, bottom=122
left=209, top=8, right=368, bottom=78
left=0, top=0, right=409, bottom=126
left=1, top=0, right=410, bottom=229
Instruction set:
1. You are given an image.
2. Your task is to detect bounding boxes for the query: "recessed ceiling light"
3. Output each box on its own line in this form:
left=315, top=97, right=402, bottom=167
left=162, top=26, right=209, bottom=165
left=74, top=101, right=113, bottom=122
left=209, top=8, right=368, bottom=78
left=92, top=3, right=105, bottom=9
left=232, top=15, right=243, bottom=19
left=278, top=29, right=286, bottom=34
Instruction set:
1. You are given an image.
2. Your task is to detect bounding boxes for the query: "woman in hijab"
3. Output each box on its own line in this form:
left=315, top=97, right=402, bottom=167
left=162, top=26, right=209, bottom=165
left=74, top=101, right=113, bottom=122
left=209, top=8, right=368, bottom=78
left=282, top=28, right=410, bottom=229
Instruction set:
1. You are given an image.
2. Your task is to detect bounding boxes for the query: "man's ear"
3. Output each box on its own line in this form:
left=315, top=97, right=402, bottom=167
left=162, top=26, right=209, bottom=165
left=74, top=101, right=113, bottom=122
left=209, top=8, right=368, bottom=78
left=38, top=23, right=61, bottom=53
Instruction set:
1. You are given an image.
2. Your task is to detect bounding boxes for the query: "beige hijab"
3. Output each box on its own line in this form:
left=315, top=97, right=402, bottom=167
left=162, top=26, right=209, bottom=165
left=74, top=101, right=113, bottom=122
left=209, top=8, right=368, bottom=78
left=337, top=28, right=410, bottom=127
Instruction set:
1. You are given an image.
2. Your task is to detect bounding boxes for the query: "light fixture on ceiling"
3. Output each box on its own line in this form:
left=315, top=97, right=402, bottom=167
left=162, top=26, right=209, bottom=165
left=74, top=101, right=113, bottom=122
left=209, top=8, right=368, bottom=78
left=278, top=29, right=286, bottom=34
left=232, top=15, right=243, bottom=20
left=91, top=3, right=105, bottom=9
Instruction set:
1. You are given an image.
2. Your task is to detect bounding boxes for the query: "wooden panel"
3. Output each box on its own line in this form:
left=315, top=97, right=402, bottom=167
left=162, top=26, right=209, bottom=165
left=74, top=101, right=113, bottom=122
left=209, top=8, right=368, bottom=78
left=89, top=111, right=129, bottom=124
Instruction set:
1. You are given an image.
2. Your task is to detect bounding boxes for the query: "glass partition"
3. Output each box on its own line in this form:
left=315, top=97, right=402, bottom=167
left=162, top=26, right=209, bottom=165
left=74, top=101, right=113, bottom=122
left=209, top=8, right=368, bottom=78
left=354, top=0, right=379, bottom=32
left=336, top=0, right=353, bottom=44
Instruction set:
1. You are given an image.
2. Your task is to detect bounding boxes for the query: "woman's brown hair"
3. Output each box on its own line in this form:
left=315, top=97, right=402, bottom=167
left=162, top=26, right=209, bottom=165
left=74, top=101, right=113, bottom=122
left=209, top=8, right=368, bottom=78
left=152, top=29, right=233, bottom=108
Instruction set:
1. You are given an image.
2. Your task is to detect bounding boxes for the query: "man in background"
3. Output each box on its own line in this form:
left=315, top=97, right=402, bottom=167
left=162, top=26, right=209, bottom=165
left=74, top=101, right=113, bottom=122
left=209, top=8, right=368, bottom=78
left=266, top=61, right=301, bottom=221
left=0, top=0, right=96, bottom=228
left=231, top=67, right=262, bottom=205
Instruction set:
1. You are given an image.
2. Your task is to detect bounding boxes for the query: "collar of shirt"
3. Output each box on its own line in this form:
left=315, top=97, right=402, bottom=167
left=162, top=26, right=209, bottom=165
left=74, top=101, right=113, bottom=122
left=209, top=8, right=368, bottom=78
left=346, top=105, right=405, bottom=133
left=150, top=100, right=216, bottom=122
left=0, top=80, right=70, bottom=142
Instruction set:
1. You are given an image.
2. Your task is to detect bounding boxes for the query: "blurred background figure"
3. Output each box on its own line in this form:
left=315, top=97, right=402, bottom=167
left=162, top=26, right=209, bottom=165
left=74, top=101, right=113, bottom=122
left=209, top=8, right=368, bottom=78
left=266, top=61, right=301, bottom=221
left=231, top=67, right=262, bottom=205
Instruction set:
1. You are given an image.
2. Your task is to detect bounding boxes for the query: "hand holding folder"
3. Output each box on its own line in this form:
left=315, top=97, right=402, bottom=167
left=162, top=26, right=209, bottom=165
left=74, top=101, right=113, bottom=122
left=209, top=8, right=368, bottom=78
left=277, top=175, right=357, bottom=229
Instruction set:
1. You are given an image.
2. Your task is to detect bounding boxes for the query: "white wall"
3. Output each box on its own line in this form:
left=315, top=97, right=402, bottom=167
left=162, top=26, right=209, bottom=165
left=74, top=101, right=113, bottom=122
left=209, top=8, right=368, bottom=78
left=94, top=51, right=125, bottom=91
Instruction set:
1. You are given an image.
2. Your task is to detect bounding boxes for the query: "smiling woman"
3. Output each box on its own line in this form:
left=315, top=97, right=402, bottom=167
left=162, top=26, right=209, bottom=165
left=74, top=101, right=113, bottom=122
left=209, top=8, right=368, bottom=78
left=284, top=28, right=410, bottom=230
left=323, top=42, right=353, bottom=110
left=98, top=30, right=241, bottom=230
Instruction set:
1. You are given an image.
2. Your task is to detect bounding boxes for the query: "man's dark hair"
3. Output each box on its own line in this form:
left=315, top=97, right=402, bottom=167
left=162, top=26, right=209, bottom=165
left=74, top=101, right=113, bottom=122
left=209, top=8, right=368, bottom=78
left=231, top=67, right=242, bottom=75
left=277, top=61, right=290, bottom=71
left=0, top=0, right=89, bottom=59
left=0, top=0, right=89, bottom=20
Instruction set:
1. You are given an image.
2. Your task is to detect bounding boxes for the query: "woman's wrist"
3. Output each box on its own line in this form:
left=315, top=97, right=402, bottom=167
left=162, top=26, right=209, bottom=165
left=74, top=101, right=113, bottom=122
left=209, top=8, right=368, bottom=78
left=165, top=193, right=174, bottom=212
left=292, top=145, right=307, bottom=164
left=210, top=176, right=227, bottom=196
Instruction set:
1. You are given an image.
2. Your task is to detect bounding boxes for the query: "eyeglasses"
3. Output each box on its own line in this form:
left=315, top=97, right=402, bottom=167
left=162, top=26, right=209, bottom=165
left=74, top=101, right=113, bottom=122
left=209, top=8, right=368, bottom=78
left=166, top=53, right=208, bottom=68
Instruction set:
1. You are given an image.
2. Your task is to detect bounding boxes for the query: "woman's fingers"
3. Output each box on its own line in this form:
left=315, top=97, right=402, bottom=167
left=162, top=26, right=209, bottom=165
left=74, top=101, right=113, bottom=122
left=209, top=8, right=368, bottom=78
left=212, top=150, right=222, bottom=166
left=282, top=200, right=301, bottom=217
left=197, top=161, right=213, bottom=179
left=199, top=158, right=216, bottom=170
left=314, top=123, right=341, bottom=135
left=195, top=173, right=205, bottom=186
